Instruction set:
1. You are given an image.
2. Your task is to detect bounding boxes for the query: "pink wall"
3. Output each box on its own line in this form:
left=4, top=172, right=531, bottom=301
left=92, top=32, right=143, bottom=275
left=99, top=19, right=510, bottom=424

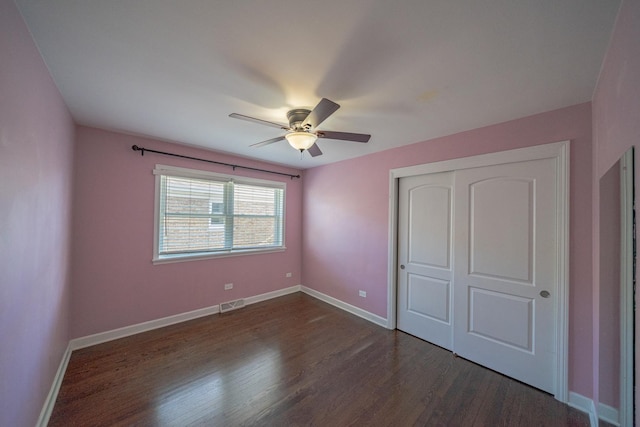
left=0, top=0, right=75, bottom=426
left=71, top=127, right=303, bottom=338
left=302, top=103, right=594, bottom=397
left=592, top=0, right=640, bottom=419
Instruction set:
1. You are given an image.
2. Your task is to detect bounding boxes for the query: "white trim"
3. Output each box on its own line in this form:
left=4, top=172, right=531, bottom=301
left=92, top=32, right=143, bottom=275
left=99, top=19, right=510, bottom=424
left=152, top=247, right=287, bottom=265
left=389, top=141, right=569, bottom=179
left=70, top=285, right=302, bottom=350
left=70, top=304, right=221, bottom=350
left=387, top=140, right=570, bottom=401
left=36, top=343, right=72, bottom=427
left=568, top=391, right=598, bottom=427
left=599, top=402, right=620, bottom=426
left=245, top=285, right=301, bottom=305
left=556, top=141, right=571, bottom=402
left=153, top=169, right=161, bottom=261
left=67, top=284, right=381, bottom=352
left=386, top=176, right=399, bottom=330
left=619, top=147, right=634, bottom=427
left=300, top=286, right=388, bottom=328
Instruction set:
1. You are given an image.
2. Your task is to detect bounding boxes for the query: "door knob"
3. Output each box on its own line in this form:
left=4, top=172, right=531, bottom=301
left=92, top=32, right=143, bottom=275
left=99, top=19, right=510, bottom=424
left=540, top=290, right=550, bottom=298
left=400, top=265, right=405, bottom=270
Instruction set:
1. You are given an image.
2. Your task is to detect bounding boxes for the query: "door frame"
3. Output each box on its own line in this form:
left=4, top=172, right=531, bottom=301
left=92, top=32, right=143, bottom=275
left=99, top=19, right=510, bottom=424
left=386, top=140, right=570, bottom=402
left=619, top=147, right=634, bottom=427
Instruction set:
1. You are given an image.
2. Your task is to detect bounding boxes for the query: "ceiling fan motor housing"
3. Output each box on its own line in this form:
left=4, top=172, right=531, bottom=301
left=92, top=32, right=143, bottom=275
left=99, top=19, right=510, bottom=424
left=287, top=109, right=312, bottom=131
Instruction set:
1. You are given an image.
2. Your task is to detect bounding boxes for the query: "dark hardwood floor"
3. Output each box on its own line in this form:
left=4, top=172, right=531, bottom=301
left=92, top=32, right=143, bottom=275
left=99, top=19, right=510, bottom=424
left=50, top=293, right=588, bottom=426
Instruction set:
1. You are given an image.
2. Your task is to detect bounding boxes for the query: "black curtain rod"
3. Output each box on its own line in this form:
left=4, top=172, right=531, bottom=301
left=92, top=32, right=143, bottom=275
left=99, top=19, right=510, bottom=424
left=131, top=145, right=300, bottom=179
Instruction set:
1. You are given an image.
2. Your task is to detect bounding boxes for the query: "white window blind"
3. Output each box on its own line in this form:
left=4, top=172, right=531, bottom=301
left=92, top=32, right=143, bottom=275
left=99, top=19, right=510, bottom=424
left=154, top=165, right=285, bottom=261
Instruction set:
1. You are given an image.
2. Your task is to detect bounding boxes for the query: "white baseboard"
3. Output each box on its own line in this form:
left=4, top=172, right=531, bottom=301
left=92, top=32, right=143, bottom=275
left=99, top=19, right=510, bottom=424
left=36, top=343, right=72, bottom=427
left=598, top=402, right=620, bottom=426
left=300, top=286, right=388, bottom=327
left=70, top=304, right=221, bottom=350
left=70, top=285, right=303, bottom=351
left=568, top=392, right=597, bottom=427
left=245, top=285, right=301, bottom=305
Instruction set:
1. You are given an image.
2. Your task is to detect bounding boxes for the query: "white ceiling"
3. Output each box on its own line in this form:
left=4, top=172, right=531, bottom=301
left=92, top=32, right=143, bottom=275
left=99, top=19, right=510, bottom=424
left=16, top=0, right=620, bottom=169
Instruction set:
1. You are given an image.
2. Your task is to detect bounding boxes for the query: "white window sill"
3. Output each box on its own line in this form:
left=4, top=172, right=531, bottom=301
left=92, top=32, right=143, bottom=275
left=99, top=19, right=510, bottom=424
left=152, top=247, right=286, bottom=265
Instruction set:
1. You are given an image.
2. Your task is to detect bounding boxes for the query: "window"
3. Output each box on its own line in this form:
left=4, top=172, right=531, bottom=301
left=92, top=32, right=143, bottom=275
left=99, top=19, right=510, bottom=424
left=153, top=165, right=285, bottom=262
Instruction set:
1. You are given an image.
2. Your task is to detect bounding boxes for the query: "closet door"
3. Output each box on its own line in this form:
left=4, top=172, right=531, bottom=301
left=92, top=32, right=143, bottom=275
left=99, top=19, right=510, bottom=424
left=397, top=172, right=454, bottom=349
left=452, top=158, right=557, bottom=393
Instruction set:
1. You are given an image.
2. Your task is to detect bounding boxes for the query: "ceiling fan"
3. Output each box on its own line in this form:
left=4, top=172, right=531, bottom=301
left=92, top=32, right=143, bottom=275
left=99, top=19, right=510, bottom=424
left=229, top=98, right=371, bottom=157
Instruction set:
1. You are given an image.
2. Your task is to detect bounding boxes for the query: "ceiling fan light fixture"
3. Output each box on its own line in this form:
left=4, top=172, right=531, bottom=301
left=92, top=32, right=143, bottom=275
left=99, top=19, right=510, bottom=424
left=285, top=131, right=317, bottom=151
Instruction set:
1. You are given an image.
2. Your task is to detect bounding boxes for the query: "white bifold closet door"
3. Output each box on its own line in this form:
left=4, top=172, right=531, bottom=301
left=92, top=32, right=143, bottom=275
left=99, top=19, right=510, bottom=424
left=397, top=157, right=557, bottom=394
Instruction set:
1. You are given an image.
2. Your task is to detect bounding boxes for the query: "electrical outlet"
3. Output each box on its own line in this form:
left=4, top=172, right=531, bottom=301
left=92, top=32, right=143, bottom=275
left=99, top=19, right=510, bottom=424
left=286, top=272, right=292, bottom=278
left=224, top=283, right=233, bottom=290
left=359, top=290, right=367, bottom=298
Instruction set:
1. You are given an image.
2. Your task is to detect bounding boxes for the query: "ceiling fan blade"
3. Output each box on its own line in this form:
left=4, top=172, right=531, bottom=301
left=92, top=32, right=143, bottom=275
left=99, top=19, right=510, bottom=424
left=307, top=143, right=323, bottom=157
left=301, top=98, right=340, bottom=129
left=250, top=135, right=286, bottom=147
left=229, top=113, right=289, bottom=130
left=317, top=130, right=371, bottom=143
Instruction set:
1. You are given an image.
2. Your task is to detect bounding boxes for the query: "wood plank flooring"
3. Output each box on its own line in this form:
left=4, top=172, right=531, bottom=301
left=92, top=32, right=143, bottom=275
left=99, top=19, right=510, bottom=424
left=50, top=293, right=588, bottom=426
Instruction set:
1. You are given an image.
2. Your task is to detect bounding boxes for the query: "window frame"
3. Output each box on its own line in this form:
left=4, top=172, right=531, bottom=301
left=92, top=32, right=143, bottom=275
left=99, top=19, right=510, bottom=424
left=153, top=164, right=286, bottom=264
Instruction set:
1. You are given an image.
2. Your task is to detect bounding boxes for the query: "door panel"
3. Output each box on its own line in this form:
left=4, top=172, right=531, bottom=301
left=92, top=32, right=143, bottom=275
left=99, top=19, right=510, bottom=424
left=453, top=158, right=557, bottom=393
left=468, top=287, right=533, bottom=351
left=397, top=172, right=454, bottom=349
left=469, top=178, right=533, bottom=282
left=407, top=275, right=450, bottom=323
left=408, top=185, right=451, bottom=269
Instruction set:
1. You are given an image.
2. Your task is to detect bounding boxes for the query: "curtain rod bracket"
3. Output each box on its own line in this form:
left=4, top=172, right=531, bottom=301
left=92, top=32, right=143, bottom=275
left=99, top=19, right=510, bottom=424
left=132, top=145, right=145, bottom=156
